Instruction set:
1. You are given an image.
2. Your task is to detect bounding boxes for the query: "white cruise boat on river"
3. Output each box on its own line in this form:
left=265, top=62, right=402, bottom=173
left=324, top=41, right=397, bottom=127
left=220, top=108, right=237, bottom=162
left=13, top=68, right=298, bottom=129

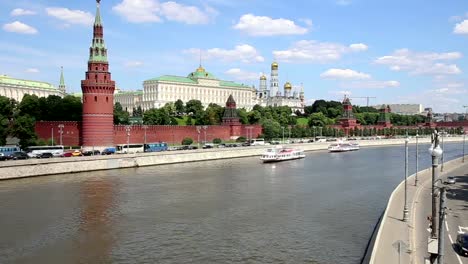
left=328, top=141, right=360, bottom=152
left=260, top=146, right=305, bottom=163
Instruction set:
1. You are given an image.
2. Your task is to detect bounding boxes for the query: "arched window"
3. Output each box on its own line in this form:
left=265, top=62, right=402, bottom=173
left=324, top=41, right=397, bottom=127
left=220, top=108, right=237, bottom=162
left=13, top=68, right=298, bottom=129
left=94, top=96, right=97, bottom=102
left=96, top=66, right=98, bottom=70
left=106, top=97, right=108, bottom=103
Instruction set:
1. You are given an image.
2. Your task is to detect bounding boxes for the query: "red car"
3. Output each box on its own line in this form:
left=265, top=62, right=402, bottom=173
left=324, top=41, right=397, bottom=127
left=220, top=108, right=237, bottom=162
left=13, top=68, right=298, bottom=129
left=61, top=151, right=74, bottom=157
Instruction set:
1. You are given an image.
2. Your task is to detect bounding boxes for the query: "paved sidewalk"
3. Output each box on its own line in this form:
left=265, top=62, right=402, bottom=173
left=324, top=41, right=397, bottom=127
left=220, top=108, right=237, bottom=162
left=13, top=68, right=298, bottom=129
left=370, top=156, right=468, bottom=264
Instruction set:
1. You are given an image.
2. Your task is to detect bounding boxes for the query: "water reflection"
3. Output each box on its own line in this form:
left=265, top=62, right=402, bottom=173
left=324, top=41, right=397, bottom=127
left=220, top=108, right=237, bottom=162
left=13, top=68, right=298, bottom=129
left=73, top=178, right=120, bottom=264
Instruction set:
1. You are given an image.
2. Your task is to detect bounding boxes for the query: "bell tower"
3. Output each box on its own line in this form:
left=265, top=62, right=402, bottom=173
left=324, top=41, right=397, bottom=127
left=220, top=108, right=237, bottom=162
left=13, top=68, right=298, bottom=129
left=81, top=0, right=115, bottom=149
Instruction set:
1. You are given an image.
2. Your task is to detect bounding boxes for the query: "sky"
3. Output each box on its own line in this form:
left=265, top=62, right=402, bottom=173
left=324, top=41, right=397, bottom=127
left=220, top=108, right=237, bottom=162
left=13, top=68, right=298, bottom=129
left=0, top=0, right=467, bottom=113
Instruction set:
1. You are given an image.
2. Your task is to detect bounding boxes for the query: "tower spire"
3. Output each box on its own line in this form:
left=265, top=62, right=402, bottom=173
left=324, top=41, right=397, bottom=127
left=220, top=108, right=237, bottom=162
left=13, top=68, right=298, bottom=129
left=95, top=0, right=102, bottom=26
left=59, top=66, right=66, bottom=96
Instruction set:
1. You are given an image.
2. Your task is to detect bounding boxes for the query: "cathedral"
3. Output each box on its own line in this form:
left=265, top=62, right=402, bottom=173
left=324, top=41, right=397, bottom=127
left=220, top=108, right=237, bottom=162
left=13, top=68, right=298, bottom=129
left=255, top=61, right=305, bottom=114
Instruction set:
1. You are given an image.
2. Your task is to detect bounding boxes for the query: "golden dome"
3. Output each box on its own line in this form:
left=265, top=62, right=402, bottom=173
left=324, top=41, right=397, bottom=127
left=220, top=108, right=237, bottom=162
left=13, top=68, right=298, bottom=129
left=271, top=61, right=278, bottom=69
left=260, top=74, right=267, bottom=80
left=284, top=82, right=292, bottom=89
left=196, top=65, right=205, bottom=72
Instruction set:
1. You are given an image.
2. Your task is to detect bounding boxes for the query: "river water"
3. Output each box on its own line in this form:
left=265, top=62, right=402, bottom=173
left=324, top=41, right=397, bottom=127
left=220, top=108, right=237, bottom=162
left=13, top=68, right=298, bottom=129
left=0, top=142, right=463, bottom=264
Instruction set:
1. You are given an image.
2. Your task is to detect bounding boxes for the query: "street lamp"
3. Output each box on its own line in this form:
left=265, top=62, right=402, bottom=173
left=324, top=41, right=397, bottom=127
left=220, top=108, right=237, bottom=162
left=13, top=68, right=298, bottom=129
left=143, top=125, right=148, bottom=145
left=415, top=133, right=419, bottom=186
left=196, top=126, right=201, bottom=148
left=463, top=130, right=466, bottom=163
left=58, top=124, right=64, bottom=146
left=282, top=127, right=285, bottom=144
left=125, top=126, right=131, bottom=153
left=441, top=129, right=445, bottom=172
left=403, top=136, right=410, bottom=222
left=428, top=130, right=443, bottom=238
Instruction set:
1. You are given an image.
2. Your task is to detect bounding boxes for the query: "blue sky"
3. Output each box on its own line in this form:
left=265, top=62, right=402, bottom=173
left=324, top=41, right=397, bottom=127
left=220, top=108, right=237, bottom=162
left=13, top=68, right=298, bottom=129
left=1, top=0, right=468, bottom=112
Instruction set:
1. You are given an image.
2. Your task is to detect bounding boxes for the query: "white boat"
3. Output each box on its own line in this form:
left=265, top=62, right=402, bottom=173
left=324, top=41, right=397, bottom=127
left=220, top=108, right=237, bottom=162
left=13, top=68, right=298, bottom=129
left=260, top=146, right=305, bottom=163
left=328, top=141, right=360, bottom=152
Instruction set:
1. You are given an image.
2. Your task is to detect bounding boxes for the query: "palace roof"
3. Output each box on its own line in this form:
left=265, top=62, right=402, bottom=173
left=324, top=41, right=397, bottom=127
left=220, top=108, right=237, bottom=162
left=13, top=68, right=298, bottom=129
left=0, top=75, right=56, bottom=90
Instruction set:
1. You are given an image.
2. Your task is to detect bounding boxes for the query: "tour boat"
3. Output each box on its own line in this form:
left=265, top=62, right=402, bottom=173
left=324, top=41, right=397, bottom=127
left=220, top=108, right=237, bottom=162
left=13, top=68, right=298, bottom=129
left=328, top=141, right=360, bottom=152
left=260, top=146, right=305, bottom=163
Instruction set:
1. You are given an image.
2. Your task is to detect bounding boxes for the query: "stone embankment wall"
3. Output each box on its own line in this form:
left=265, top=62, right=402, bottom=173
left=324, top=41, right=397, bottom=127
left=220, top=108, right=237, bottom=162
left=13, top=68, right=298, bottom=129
left=0, top=137, right=463, bottom=180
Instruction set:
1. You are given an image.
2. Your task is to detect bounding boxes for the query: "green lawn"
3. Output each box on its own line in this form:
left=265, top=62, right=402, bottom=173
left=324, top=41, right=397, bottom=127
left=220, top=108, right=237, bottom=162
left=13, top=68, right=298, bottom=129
left=297, top=117, right=309, bottom=126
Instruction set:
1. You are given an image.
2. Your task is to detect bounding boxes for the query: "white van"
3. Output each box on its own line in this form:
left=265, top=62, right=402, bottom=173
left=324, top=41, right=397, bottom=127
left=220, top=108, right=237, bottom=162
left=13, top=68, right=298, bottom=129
left=250, top=138, right=265, bottom=146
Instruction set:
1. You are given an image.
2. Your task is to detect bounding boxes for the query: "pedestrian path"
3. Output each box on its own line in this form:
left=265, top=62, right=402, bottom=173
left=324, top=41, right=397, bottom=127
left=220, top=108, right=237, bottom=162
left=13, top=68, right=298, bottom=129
left=369, top=156, right=468, bottom=264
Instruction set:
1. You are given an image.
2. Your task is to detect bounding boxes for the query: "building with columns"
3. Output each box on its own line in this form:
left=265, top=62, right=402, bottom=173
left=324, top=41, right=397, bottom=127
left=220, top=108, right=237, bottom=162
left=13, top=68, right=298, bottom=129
left=0, top=68, right=66, bottom=102
left=139, top=65, right=256, bottom=111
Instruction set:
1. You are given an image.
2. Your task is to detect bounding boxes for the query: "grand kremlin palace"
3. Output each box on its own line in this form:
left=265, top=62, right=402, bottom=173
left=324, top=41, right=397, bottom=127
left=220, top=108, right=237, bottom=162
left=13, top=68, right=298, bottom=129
left=116, top=62, right=305, bottom=114
left=0, top=71, right=66, bottom=102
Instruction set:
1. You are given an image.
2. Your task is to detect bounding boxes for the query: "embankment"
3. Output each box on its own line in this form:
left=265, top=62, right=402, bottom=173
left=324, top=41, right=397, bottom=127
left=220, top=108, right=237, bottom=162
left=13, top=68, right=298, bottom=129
left=0, top=137, right=463, bottom=180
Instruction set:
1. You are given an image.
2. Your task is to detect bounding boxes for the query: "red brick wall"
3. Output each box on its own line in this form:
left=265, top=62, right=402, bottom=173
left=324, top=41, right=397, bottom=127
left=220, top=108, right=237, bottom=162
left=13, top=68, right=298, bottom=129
left=35, top=121, right=82, bottom=146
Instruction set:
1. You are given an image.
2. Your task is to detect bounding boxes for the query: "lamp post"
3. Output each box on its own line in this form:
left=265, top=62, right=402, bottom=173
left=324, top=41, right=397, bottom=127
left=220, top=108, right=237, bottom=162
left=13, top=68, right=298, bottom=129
left=415, top=133, right=419, bottom=186
left=58, top=124, right=64, bottom=146
left=403, top=137, right=410, bottom=222
left=463, top=130, right=466, bottom=163
left=429, top=130, right=443, bottom=238
left=441, top=130, right=445, bottom=172
left=125, top=126, right=131, bottom=153
left=143, top=125, right=148, bottom=145
left=437, top=187, right=447, bottom=264
left=288, top=126, right=291, bottom=141
left=282, top=127, right=285, bottom=144
left=203, top=126, right=207, bottom=144
left=196, top=126, right=201, bottom=148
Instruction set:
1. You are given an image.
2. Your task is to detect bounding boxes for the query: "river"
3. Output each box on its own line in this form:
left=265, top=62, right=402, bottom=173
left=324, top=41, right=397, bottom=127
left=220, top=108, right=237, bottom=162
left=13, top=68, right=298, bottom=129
left=0, top=142, right=463, bottom=264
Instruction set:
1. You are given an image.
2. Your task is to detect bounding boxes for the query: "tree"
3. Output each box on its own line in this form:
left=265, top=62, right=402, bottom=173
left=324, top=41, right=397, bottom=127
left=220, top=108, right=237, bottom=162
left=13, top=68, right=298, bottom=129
left=236, top=136, right=246, bottom=142
left=133, top=105, right=143, bottom=117
left=143, top=108, right=176, bottom=125
left=182, top=137, right=193, bottom=145
left=9, top=115, right=37, bottom=149
left=114, top=102, right=130, bottom=124
left=237, top=108, right=249, bottom=124
left=175, top=99, right=185, bottom=115
left=186, top=99, right=203, bottom=116
left=213, top=138, right=222, bottom=144
left=261, top=119, right=281, bottom=140
left=308, top=112, right=332, bottom=127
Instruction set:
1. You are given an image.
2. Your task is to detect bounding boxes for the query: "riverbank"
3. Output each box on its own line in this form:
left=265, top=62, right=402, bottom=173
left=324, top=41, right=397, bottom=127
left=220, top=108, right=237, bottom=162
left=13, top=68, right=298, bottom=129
left=0, top=137, right=464, bottom=180
left=368, top=150, right=467, bottom=264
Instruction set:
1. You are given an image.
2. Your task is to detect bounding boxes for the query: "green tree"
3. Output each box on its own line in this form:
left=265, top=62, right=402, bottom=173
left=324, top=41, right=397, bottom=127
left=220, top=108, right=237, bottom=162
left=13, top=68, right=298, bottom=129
left=10, top=115, right=37, bottom=149
left=186, top=99, right=203, bottom=116
left=133, top=105, right=143, bottom=117
left=308, top=112, right=330, bottom=127
left=114, top=102, right=130, bottom=124
left=143, top=108, right=176, bottom=125
left=213, top=138, right=222, bottom=144
left=237, top=108, right=249, bottom=124
left=175, top=99, right=185, bottom=115
left=236, top=136, right=246, bottom=142
left=261, top=119, right=281, bottom=140
left=182, top=137, right=193, bottom=145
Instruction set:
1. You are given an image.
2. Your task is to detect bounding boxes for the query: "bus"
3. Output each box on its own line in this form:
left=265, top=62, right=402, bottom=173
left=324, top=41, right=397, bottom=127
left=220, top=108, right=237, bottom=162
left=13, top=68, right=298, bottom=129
left=116, top=144, right=144, bottom=154
left=25, top=145, right=64, bottom=158
left=249, top=138, right=265, bottom=146
left=144, top=142, right=168, bottom=152
left=0, top=146, right=21, bottom=157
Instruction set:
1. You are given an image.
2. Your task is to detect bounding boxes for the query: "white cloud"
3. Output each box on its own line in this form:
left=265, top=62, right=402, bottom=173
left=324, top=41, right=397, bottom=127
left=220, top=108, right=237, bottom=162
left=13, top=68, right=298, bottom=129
left=349, top=43, right=368, bottom=52
left=160, top=2, right=215, bottom=24
left=113, top=0, right=217, bottom=24
left=46, top=7, right=94, bottom=26
left=299, top=18, right=313, bottom=27
left=454, top=20, right=468, bottom=34
left=125, top=61, right=144, bottom=68
left=3, top=21, right=38, bottom=34
left=341, top=80, right=400, bottom=89
left=273, top=40, right=368, bottom=63
left=233, top=14, right=308, bottom=36
left=320, top=68, right=371, bottom=80
left=26, top=68, right=39, bottom=73
left=185, top=44, right=264, bottom=63
left=11, top=8, right=36, bottom=16
left=225, top=68, right=260, bottom=81
left=113, top=0, right=160, bottom=23
left=375, top=49, right=462, bottom=76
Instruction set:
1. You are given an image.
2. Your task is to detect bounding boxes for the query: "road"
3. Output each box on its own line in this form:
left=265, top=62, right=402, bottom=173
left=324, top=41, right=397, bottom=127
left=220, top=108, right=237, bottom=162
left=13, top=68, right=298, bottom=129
left=443, top=165, right=468, bottom=264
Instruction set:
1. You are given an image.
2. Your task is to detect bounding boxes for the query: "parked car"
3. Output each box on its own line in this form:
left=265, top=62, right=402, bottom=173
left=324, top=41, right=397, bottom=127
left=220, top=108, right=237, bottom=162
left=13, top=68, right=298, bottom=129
left=101, top=148, right=115, bottom=155
left=203, top=143, right=215, bottom=149
left=9, top=152, right=29, bottom=160
left=444, top=176, right=456, bottom=184
left=37, top=152, right=53, bottom=159
left=83, top=150, right=100, bottom=156
left=0, top=153, right=11, bottom=161
left=456, top=233, right=468, bottom=256
left=71, top=150, right=83, bottom=157
left=61, top=150, right=74, bottom=157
